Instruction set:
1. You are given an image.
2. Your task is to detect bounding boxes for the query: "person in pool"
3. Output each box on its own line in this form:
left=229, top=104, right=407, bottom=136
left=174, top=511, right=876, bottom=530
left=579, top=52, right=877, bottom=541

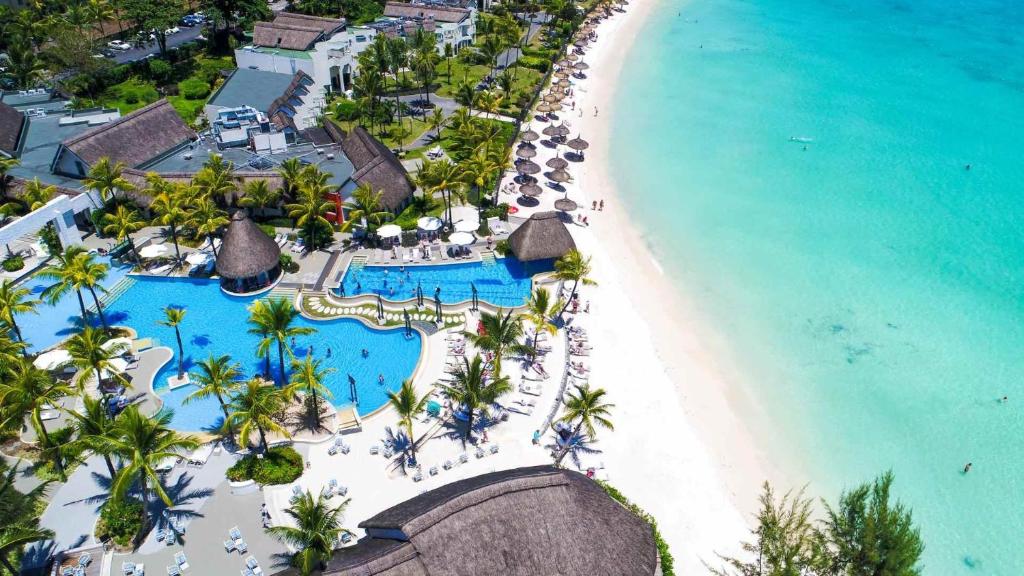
left=361, top=349, right=369, bottom=358
left=378, top=374, right=385, bottom=385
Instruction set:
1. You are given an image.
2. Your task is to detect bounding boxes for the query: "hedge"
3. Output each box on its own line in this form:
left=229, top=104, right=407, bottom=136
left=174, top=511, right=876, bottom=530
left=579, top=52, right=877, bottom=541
left=598, top=481, right=675, bottom=575
left=518, top=56, right=550, bottom=73
left=226, top=446, right=303, bottom=485
left=2, top=255, right=24, bottom=272
left=95, top=498, right=145, bottom=548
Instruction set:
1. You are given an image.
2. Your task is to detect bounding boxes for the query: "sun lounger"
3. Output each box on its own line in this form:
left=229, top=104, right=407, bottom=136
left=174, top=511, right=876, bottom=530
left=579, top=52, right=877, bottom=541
left=521, top=371, right=547, bottom=382
left=475, top=447, right=485, bottom=459
left=165, top=531, right=175, bottom=545
left=224, top=539, right=235, bottom=552
left=229, top=526, right=242, bottom=540
left=174, top=552, right=189, bottom=570
left=327, top=444, right=338, bottom=456
left=235, top=539, right=248, bottom=554
left=246, top=556, right=259, bottom=570
left=459, top=452, right=469, bottom=464
left=40, top=411, right=59, bottom=421
left=570, top=348, right=590, bottom=356
left=133, top=563, right=144, bottom=576
left=443, top=459, right=454, bottom=470
left=166, top=565, right=180, bottom=576
left=123, top=562, right=136, bottom=575
left=369, top=444, right=379, bottom=455
left=413, top=471, right=423, bottom=482
left=505, top=404, right=533, bottom=416
left=490, top=444, right=499, bottom=454
left=429, top=466, right=439, bottom=476
left=519, top=384, right=541, bottom=396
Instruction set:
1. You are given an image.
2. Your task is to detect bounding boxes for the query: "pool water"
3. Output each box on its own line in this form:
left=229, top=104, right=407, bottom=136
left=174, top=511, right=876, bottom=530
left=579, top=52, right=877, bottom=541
left=336, top=257, right=554, bottom=308
left=16, top=262, right=133, bottom=353
left=100, top=276, right=422, bottom=432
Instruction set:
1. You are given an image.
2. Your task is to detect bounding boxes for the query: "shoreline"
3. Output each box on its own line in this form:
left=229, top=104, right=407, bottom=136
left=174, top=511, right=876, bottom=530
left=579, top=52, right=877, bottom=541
left=550, top=0, right=789, bottom=567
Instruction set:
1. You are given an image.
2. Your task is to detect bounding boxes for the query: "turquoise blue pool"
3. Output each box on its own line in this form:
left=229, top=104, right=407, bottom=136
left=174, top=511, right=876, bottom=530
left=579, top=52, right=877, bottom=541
left=16, top=262, right=133, bottom=354
left=97, top=276, right=422, bottom=432
left=335, top=257, right=554, bottom=307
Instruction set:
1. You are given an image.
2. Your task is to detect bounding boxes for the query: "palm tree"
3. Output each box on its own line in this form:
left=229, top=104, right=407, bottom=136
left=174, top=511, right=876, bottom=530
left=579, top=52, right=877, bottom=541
left=545, top=429, right=601, bottom=470
left=454, top=81, right=477, bottom=115
left=386, top=380, right=429, bottom=461
left=277, top=158, right=306, bottom=202
left=150, top=186, right=188, bottom=265
left=84, top=0, right=114, bottom=36
left=341, top=184, right=392, bottom=233
left=39, top=245, right=90, bottom=325
left=76, top=252, right=111, bottom=330
left=285, top=181, right=334, bottom=251
left=83, top=157, right=134, bottom=202
left=188, top=197, right=228, bottom=257
left=439, top=354, right=511, bottom=445
left=267, top=490, right=350, bottom=575
left=287, top=355, right=334, bottom=429
left=225, top=378, right=290, bottom=453
left=193, top=154, right=236, bottom=201
left=102, top=205, right=145, bottom=263
left=108, top=407, right=198, bottom=516
left=555, top=383, right=614, bottom=466
left=0, top=279, right=39, bottom=346
left=463, top=309, right=531, bottom=377
left=247, top=298, right=314, bottom=384
left=523, top=287, right=560, bottom=360
left=20, top=177, right=55, bottom=210
left=427, top=107, right=446, bottom=142
left=63, top=325, right=130, bottom=392
left=239, top=179, right=281, bottom=219
left=417, top=158, right=465, bottom=225
left=186, top=354, right=242, bottom=432
left=460, top=148, right=500, bottom=221
left=0, top=157, right=19, bottom=205
left=0, top=335, right=25, bottom=375
left=1, top=41, right=44, bottom=89
left=0, top=525, right=54, bottom=574
left=553, top=249, right=597, bottom=318
left=157, top=307, right=187, bottom=380
left=0, top=360, right=73, bottom=479
left=66, top=395, right=118, bottom=478
left=246, top=303, right=274, bottom=380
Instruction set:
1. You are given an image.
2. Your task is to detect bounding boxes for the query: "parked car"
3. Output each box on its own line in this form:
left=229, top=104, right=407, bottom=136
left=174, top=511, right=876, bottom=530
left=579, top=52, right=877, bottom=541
left=165, top=26, right=180, bottom=35
left=107, top=40, right=131, bottom=50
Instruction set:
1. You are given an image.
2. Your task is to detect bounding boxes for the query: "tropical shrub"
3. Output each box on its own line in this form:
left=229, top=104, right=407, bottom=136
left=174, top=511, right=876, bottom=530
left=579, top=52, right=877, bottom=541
left=226, top=446, right=303, bottom=485
left=1, top=256, right=24, bottom=272
left=494, top=239, right=510, bottom=256
left=279, top=253, right=299, bottom=273
left=178, top=78, right=210, bottom=100
left=519, top=56, right=550, bottom=72
left=147, top=59, right=173, bottom=85
left=95, top=498, right=145, bottom=547
left=332, top=98, right=360, bottom=121
left=259, top=223, right=278, bottom=238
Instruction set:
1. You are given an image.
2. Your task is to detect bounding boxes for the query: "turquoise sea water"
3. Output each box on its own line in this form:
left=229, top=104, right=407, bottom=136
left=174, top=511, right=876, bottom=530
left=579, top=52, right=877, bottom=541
left=612, top=0, right=1024, bottom=572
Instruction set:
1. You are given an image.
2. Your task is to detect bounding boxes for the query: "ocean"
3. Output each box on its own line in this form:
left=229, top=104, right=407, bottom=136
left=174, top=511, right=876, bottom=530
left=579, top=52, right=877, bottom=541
left=610, top=0, right=1024, bottom=572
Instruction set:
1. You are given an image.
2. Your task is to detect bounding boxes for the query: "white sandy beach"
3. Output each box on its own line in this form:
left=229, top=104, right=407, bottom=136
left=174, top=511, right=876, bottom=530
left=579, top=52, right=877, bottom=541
left=497, top=0, right=786, bottom=569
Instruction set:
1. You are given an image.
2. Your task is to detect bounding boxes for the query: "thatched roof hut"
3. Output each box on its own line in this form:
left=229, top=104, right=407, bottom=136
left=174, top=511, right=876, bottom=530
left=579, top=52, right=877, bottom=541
left=0, top=101, right=26, bottom=158
left=215, top=212, right=282, bottom=293
left=273, top=466, right=658, bottom=576
left=508, top=211, right=576, bottom=262
left=341, top=126, right=415, bottom=212
left=57, top=99, right=195, bottom=169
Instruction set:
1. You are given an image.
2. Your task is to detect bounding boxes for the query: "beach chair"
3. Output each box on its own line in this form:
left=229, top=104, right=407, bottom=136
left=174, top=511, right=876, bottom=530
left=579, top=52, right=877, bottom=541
left=443, top=459, right=454, bottom=470
left=224, top=539, right=235, bottom=552
left=459, top=452, right=469, bottom=464
left=383, top=447, right=394, bottom=459
left=166, top=565, right=180, bottom=576
left=123, top=562, right=136, bottom=575
left=429, top=466, right=439, bottom=476
left=174, top=552, right=189, bottom=570
left=490, top=444, right=499, bottom=455
left=475, top=447, right=485, bottom=459
left=413, top=471, right=423, bottom=482
left=337, top=485, right=348, bottom=497
left=245, top=556, right=259, bottom=570
left=327, top=444, right=338, bottom=456
left=229, top=526, right=242, bottom=540
left=133, top=563, right=145, bottom=576
left=369, top=444, right=379, bottom=455
left=235, top=539, right=248, bottom=554
left=291, top=485, right=303, bottom=500
left=165, top=531, right=176, bottom=546
left=340, top=443, right=351, bottom=454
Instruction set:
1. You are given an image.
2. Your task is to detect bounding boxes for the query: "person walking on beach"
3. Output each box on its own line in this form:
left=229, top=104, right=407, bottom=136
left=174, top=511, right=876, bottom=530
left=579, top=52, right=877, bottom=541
left=599, top=199, right=605, bottom=211
left=592, top=200, right=597, bottom=210
left=963, top=462, right=972, bottom=473
left=594, top=106, right=599, bottom=117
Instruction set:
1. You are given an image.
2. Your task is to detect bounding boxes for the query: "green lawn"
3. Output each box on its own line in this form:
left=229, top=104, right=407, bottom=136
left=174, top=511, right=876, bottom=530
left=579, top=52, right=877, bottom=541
left=405, top=117, right=517, bottom=162
left=329, top=117, right=430, bottom=150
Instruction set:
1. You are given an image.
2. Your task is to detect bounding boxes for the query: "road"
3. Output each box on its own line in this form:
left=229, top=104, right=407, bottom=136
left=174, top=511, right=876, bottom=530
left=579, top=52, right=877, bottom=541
left=108, top=25, right=205, bottom=64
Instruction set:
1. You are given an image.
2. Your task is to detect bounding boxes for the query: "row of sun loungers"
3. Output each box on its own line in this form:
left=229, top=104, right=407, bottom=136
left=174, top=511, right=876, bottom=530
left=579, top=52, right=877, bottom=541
left=411, top=444, right=501, bottom=482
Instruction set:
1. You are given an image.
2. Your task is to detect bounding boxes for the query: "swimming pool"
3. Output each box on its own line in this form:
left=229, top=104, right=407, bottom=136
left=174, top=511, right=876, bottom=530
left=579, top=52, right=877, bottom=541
left=100, top=276, right=422, bottom=432
left=335, top=257, right=554, bottom=308
left=16, top=262, right=133, bottom=353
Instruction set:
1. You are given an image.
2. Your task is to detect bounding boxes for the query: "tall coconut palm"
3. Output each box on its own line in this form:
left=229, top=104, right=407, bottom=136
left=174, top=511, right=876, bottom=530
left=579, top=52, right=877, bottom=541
left=66, top=395, right=118, bottom=478
left=0, top=334, right=25, bottom=375
left=0, top=525, right=54, bottom=574
left=76, top=252, right=111, bottom=331
left=83, top=157, right=134, bottom=202
left=277, top=157, right=306, bottom=202
left=553, top=249, right=597, bottom=318
left=225, top=378, right=289, bottom=453
left=341, top=184, right=392, bottom=233
left=417, top=158, right=465, bottom=226
left=102, top=205, right=145, bottom=263
left=0, top=360, right=73, bottom=479
left=107, top=407, right=198, bottom=516
left=285, top=181, right=334, bottom=251
left=20, top=177, right=55, bottom=210
left=150, top=187, right=188, bottom=265
left=555, top=383, right=614, bottom=466
left=523, top=287, right=560, bottom=360
left=427, top=107, right=446, bottom=142
left=0, top=279, right=39, bottom=347
left=63, top=325, right=130, bottom=392
left=188, top=197, right=228, bottom=257
left=185, top=354, right=242, bottom=432
left=193, top=154, right=236, bottom=201
left=1, top=42, right=44, bottom=90
left=39, top=245, right=90, bottom=325
left=247, top=298, right=314, bottom=384
left=460, top=148, right=500, bottom=221
left=463, top=309, right=531, bottom=377
left=0, top=157, right=19, bottom=204
left=246, top=304, right=274, bottom=380
left=157, top=307, right=187, bottom=380
left=239, top=179, right=281, bottom=219
left=386, top=380, right=429, bottom=460
left=267, top=490, right=350, bottom=576
left=287, top=355, right=334, bottom=429
left=439, top=354, right=511, bottom=445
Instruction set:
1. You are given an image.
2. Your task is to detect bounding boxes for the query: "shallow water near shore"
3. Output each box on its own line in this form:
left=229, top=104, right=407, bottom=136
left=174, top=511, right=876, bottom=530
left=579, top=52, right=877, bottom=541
left=611, top=0, right=1024, bottom=572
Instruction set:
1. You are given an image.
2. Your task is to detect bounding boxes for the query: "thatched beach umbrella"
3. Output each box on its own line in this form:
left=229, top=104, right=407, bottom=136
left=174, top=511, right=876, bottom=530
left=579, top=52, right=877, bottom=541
left=547, top=169, right=571, bottom=183
left=574, top=61, right=590, bottom=70
left=515, top=146, right=537, bottom=159
left=574, top=39, right=589, bottom=48
left=516, top=160, right=541, bottom=175
left=546, top=156, right=569, bottom=170
left=554, top=70, right=570, bottom=79
left=535, top=102, right=552, bottom=113
left=519, top=183, right=543, bottom=197
left=566, top=136, right=590, bottom=151
left=543, top=123, right=570, bottom=137
left=567, top=52, right=579, bottom=61
left=548, top=102, right=563, bottom=112
left=520, top=128, right=539, bottom=142
left=554, top=198, right=578, bottom=212
left=543, top=92, right=561, bottom=103
left=557, top=59, right=572, bottom=68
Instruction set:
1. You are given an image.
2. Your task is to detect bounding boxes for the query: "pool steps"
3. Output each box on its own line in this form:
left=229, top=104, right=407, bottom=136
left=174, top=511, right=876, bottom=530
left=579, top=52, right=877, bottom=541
left=88, top=276, right=137, bottom=312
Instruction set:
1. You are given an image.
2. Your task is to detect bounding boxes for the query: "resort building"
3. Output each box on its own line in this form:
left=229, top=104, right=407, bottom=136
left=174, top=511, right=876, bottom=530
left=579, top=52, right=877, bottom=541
left=205, top=69, right=317, bottom=145
left=339, top=126, right=416, bottom=215
left=275, top=466, right=659, bottom=575
left=507, top=211, right=577, bottom=262
left=51, top=99, right=196, bottom=178
left=376, top=1, right=477, bottom=54
left=215, top=212, right=283, bottom=294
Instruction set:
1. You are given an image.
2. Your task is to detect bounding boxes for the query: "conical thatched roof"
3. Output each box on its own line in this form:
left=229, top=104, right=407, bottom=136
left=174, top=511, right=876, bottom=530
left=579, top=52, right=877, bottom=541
left=283, top=466, right=656, bottom=575
left=509, top=211, right=576, bottom=262
left=215, top=212, right=281, bottom=279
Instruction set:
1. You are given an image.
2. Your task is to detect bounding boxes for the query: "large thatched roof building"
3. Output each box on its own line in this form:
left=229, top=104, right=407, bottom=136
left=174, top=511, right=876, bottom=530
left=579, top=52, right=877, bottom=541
left=274, top=466, right=659, bottom=576
left=341, top=126, right=415, bottom=213
left=216, top=212, right=282, bottom=294
left=507, top=211, right=576, bottom=262
left=0, top=101, right=27, bottom=158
